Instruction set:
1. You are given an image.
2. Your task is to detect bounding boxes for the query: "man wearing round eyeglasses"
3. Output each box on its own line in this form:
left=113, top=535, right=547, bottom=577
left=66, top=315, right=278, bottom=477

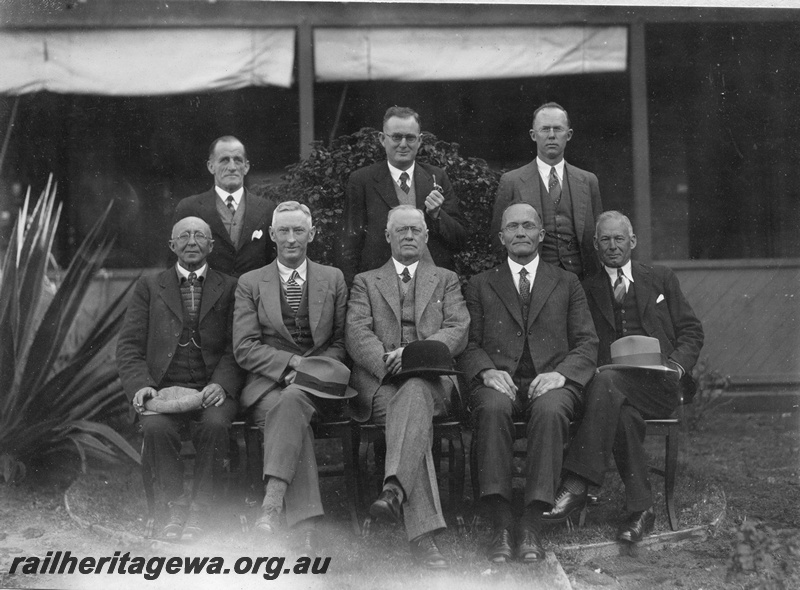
left=491, top=102, right=602, bottom=280
left=339, top=106, right=467, bottom=286
left=117, top=216, right=243, bottom=542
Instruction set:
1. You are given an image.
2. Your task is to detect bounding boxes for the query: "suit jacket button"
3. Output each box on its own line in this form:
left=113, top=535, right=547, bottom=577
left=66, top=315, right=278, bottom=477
left=167, top=353, right=173, bottom=357
left=517, top=331, right=522, bottom=336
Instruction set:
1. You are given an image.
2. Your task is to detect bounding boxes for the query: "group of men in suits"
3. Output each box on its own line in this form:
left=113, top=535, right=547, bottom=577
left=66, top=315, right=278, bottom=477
left=115, top=101, right=703, bottom=568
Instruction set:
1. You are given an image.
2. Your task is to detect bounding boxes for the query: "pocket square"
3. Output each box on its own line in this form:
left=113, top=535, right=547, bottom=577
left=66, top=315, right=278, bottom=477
left=656, top=294, right=665, bottom=303
left=252, top=230, right=263, bottom=240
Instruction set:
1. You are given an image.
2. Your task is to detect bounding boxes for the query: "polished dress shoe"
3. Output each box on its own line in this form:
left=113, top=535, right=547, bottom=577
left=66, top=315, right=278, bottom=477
left=254, top=506, right=281, bottom=536
left=369, top=488, right=402, bottom=524
left=409, top=534, right=448, bottom=570
left=487, top=528, right=514, bottom=563
left=617, top=508, right=655, bottom=543
left=516, top=526, right=545, bottom=562
left=541, top=487, right=588, bottom=524
left=161, top=503, right=188, bottom=541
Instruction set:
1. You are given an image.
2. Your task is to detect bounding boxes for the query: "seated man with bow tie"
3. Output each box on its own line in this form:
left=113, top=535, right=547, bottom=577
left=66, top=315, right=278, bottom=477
left=459, top=203, right=598, bottom=564
left=233, top=201, right=348, bottom=556
left=543, top=211, right=704, bottom=543
left=346, top=205, right=469, bottom=569
left=117, top=216, right=244, bottom=542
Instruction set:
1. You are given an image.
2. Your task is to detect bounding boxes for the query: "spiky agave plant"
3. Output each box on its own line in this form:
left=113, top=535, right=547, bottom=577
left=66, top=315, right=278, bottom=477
left=0, top=177, right=140, bottom=483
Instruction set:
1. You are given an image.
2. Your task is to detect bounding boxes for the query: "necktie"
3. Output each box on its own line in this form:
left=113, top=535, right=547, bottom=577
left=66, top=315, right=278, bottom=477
left=286, top=271, right=302, bottom=313
left=399, top=172, right=410, bottom=194
left=401, top=267, right=412, bottom=283
left=187, top=272, right=198, bottom=311
left=549, top=167, right=562, bottom=205
left=518, top=267, right=530, bottom=301
left=613, top=268, right=626, bottom=304
left=226, top=195, right=236, bottom=213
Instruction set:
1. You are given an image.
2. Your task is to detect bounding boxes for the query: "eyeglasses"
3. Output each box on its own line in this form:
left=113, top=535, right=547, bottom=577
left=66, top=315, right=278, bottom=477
left=172, top=231, right=210, bottom=245
left=534, top=126, right=569, bottom=136
left=393, top=226, right=424, bottom=236
left=386, top=133, right=420, bottom=145
left=502, top=222, right=539, bottom=233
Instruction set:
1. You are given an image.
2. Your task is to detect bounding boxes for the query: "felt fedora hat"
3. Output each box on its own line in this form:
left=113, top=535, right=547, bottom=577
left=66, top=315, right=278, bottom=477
left=293, top=356, right=358, bottom=400
left=389, top=340, right=462, bottom=382
left=598, top=335, right=677, bottom=373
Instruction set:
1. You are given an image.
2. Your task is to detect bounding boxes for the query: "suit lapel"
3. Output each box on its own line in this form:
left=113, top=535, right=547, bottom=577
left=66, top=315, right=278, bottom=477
left=527, top=261, right=557, bottom=327
left=198, top=270, right=223, bottom=324
left=239, top=190, right=267, bottom=250
left=631, top=262, right=655, bottom=332
left=201, top=190, right=233, bottom=248
left=414, top=261, right=437, bottom=327
left=565, top=163, right=589, bottom=244
left=306, top=261, right=328, bottom=345
left=413, top=164, right=434, bottom=210
left=158, top=269, right=184, bottom=322
left=587, top=270, right=615, bottom=330
left=520, top=161, right=544, bottom=214
left=373, top=163, right=400, bottom=210
left=375, top=260, right=401, bottom=323
left=259, top=263, right=296, bottom=344
left=488, top=262, right=525, bottom=330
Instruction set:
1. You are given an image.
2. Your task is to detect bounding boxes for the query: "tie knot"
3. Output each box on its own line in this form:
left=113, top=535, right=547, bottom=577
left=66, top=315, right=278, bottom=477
left=226, top=195, right=235, bottom=211
left=617, top=269, right=624, bottom=278
left=289, top=270, right=300, bottom=283
left=519, top=268, right=528, bottom=278
left=401, top=267, right=412, bottom=283
left=400, top=172, right=409, bottom=182
left=188, top=272, right=197, bottom=282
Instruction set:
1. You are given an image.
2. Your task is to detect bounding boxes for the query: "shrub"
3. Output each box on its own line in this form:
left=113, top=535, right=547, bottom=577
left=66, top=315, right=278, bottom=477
left=685, top=357, right=731, bottom=431
left=0, top=179, right=140, bottom=483
left=253, top=128, right=501, bottom=280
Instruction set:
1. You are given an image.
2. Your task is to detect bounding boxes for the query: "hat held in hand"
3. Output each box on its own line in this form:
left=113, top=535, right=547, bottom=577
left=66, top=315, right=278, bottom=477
left=598, top=335, right=677, bottom=373
left=389, top=340, right=462, bottom=382
left=142, top=386, right=203, bottom=415
left=293, top=357, right=358, bottom=399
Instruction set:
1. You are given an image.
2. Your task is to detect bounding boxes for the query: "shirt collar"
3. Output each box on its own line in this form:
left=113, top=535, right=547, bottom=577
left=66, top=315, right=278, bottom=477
left=392, top=258, right=419, bottom=278
left=176, top=262, right=207, bottom=281
left=214, top=186, right=244, bottom=205
left=387, top=161, right=416, bottom=186
left=536, top=157, right=565, bottom=183
left=604, top=260, right=634, bottom=284
left=277, top=259, right=308, bottom=283
left=507, top=256, right=540, bottom=283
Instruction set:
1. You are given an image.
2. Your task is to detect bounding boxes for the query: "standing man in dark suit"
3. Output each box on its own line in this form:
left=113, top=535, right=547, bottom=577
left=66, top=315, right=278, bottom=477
left=117, top=216, right=243, bottom=542
left=233, top=201, right=349, bottom=554
left=543, top=211, right=703, bottom=543
left=339, top=106, right=467, bottom=285
left=491, top=102, right=602, bottom=280
left=459, top=203, right=597, bottom=563
left=346, top=205, right=469, bottom=569
left=174, top=136, right=275, bottom=278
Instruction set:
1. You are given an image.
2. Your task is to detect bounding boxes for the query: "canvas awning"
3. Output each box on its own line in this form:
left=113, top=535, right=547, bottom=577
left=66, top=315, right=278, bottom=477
left=0, top=28, right=296, bottom=95
left=314, top=26, right=628, bottom=81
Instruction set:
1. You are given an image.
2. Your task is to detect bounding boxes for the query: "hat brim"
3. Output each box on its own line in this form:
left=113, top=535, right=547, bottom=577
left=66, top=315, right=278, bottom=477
left=294, top=383, right=359, bottom=400
left=387, top=367, right=463, bottom=383
left=598, top=363, right=678, bottom=373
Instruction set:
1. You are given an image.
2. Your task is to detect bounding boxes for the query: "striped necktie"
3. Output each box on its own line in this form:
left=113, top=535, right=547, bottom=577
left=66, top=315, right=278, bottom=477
left=399, top=172, right=410, bottom=194
left=613, top=268, right=626, bottom=304
left=286, top=271, right=302, bottom=313
left=226, top=195, right=236, bottom=213
left=548, top=166, right=562, bottom=205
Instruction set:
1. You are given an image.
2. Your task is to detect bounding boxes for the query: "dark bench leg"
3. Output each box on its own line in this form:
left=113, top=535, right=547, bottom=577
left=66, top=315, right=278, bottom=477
left=664, top=423, right=679, bottom=531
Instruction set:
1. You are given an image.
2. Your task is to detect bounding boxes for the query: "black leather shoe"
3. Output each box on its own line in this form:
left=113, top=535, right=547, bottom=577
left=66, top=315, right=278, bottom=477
left=409, top=534, right=448, bottom=570
left=369, top=488, right=402, bottom=524
left=541, top=487, right=588, bottom=524
left=487, top=527, right=514, bottom=563
left=617, top=508, right=655, bottom=543
left=516, top=526, right=546, bottom=562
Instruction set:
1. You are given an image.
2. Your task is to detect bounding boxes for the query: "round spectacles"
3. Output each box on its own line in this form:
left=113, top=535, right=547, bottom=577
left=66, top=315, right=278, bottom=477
left=172, top=231, right=210, bottom=246
left=386, top=133, right=420, bottom=145
left=534, top=126, right=569, bottom=137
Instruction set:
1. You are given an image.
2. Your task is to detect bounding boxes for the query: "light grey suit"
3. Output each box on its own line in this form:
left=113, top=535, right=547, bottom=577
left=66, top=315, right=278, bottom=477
left=233, top=259, right=347, bottom=527
left=346, top=259, right=469, bottom=540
